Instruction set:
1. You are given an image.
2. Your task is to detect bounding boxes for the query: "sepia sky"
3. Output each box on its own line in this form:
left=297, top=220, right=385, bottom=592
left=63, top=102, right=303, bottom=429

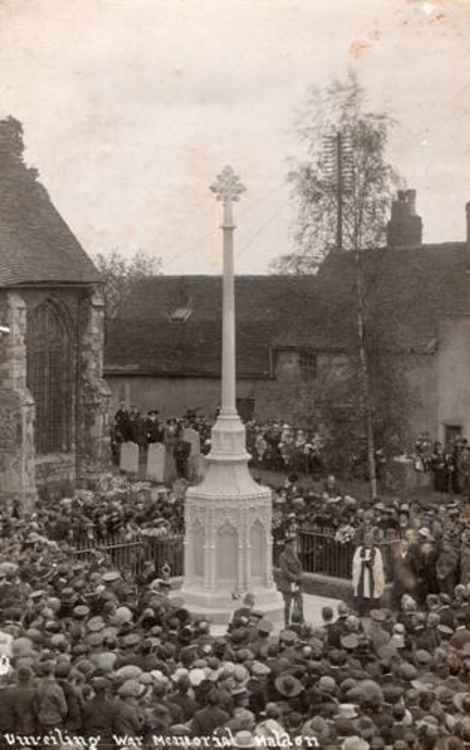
left=0, top=0, right=469, bottom=274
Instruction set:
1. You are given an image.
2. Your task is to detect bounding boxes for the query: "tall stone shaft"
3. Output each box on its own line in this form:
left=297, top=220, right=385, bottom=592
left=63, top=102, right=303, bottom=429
left=179, top=166, right=283, bottom=624
left=221, top=195, right=236, bottom=416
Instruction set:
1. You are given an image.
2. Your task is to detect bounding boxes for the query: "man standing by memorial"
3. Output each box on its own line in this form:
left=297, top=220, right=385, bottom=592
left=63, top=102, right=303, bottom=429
left=277, top=533, right=304, bottom=628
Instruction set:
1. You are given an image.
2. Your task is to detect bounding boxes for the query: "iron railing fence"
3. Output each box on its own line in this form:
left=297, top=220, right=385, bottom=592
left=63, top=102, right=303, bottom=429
left=72, top=529, right=399, bottom=583
left=295, top=529, right=398, bottom=582
left=72, top=532, right=184, bottom=578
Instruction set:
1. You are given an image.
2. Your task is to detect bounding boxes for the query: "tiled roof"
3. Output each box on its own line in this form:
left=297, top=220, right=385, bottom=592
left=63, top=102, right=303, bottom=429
left=0, top=174, right=99, bottom=287
left=104, top=243, right=470, bottom=378
left=317, top=243, right=470, bottom=352
left=105, top=275, right=322, bottom=378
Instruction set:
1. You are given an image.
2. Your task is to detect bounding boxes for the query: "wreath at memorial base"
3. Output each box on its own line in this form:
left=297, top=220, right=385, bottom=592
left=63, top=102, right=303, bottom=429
left=335, top=524, right=356, bottom=544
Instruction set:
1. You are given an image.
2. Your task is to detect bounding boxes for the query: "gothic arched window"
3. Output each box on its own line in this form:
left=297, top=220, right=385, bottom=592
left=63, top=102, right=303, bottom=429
left=26, top=300, right=73, bottom=454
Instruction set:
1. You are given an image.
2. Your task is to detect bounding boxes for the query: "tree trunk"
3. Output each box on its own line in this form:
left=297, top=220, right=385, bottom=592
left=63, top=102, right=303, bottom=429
left=354, top=250, right=378, bottom=500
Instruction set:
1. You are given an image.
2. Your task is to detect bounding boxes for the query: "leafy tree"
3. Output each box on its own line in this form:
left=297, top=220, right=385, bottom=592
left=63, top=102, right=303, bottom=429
left=93, top=250, right=163, bottom=324
left=0, top=116, right=39, bottom=185
left=274, top=73, right=403, bottom=499
left=272, top=71, right=399, bottom=273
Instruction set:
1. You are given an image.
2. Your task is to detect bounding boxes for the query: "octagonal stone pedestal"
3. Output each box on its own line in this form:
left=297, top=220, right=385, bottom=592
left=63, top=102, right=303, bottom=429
left=177, top=415, right=284, bottom=626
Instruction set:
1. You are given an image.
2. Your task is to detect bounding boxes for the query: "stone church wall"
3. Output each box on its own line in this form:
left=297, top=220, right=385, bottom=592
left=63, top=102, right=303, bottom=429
left=76, top=289, right=111, bottom=483
left=0, top=291, right=37, bottom=510
left=0, top=286, right=110, bottom=506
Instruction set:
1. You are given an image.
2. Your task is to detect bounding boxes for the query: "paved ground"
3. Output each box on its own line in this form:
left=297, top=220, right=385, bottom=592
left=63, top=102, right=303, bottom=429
left=298, top=592, right=343, bottom=627
left=210, top=592, right=342, bottom=637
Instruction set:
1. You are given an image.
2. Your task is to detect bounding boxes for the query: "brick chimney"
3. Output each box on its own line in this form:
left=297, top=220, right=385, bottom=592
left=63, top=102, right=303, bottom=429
left=386, top=189, right=423, bottom=248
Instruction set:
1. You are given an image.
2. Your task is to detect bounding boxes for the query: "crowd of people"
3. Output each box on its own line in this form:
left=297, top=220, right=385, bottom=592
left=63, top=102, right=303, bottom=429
left=11, top=475, right=185, bottom=548
left=111, top=406, right=213, bottom=468
left=3, top=407, right=463, bottom=748
left=110, top=406, right=470, bottom=494
left=245, top=422, right=325, bottom=476
left=414, top=433, right=470, bottom=496
left=269, top=469, right=470, bottom=613
left=1, top=513, right=470, bottom=750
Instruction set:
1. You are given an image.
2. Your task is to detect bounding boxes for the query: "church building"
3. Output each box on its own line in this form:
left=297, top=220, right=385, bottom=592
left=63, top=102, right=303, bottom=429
left=0, top=117, right=109, bottom=508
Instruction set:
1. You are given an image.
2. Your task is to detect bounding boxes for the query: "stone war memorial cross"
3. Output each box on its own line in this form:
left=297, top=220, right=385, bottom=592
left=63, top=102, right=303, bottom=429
left=179, top=166, right=283, bottom=624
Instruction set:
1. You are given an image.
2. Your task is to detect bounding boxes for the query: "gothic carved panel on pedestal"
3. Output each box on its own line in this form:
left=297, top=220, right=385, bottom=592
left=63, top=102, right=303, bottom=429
left=192, top=520, right=205, bottom=578
left=250, top=519, right=266, bottom=579
left=216, top=522, right=238, bottom=583
left=213, top=505, right=241, bottom=531
left=185, top=501, right=205, bottom=527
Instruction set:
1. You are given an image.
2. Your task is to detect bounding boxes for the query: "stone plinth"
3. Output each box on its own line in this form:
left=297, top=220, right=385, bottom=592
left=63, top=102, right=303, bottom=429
left=180, top=416, right=283, bottom=625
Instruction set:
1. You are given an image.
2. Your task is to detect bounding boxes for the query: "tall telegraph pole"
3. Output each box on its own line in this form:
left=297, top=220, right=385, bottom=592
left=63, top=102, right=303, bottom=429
left=325, top=129, right=351, bottom=253
left=336, top=132, right=343, bottom=252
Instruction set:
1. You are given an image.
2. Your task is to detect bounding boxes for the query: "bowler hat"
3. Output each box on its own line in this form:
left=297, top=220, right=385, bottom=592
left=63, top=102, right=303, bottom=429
left=274, top=674, right=304, bottom=697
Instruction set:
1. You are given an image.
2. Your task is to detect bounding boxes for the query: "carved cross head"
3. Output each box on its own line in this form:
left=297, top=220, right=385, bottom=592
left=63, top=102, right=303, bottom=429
left=210, top=166, right=246, bottom=204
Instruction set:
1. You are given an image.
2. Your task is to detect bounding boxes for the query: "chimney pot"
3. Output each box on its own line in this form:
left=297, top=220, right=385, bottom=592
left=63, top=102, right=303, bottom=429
left=387, top=189, right=423, bottom=248
left=405, top=190, right=417, bottom=215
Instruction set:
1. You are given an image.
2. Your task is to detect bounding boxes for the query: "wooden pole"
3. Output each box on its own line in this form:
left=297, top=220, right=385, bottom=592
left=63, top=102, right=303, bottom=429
left=354, top=248, right=378, bottom=500
left=336, top=132, right=343, bottom=252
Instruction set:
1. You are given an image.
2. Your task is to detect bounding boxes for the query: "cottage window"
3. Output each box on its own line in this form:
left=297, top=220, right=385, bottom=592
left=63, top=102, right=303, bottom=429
left=299, top=349, right=317, bottom=379
left=26, top=300, right=73, bottom=454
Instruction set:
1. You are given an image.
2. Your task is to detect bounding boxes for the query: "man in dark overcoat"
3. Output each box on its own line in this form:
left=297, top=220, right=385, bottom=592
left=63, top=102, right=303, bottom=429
left=277, top=534, right=303, bottom=629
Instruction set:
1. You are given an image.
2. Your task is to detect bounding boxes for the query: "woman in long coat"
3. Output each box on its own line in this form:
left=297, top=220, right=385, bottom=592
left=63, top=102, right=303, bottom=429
left=352, top=529, right=385, bottom=617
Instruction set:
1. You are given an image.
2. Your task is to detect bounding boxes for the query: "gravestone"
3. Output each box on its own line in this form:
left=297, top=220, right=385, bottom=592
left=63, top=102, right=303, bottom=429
left=146, top=442, right=165, bottom=483
left=120, top=441, right=139, bottom=474
left=164, top=448, right=177, bottom=485
left=184, top=428, right=201, bottom=482
left=196, top=454, right=207, bottom=480
left=183, top=428, right=201, bottom=457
